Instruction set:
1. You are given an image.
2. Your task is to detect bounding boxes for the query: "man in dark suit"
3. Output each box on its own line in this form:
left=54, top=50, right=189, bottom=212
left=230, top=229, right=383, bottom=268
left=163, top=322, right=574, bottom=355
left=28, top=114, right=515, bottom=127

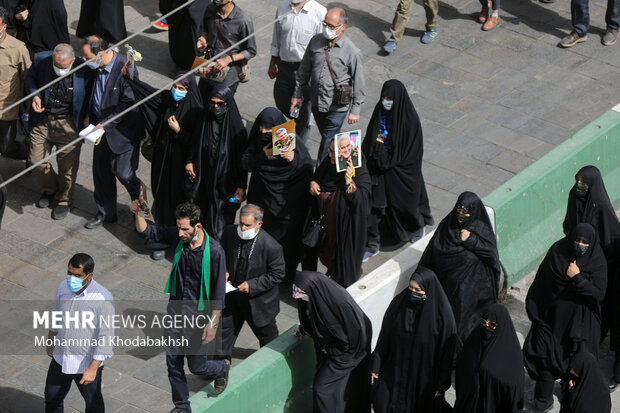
left=220, top=204, right=285, bottom=362
left=81, top=35, right=145, bottom=229
left=26, top=43, right=92, bottom=220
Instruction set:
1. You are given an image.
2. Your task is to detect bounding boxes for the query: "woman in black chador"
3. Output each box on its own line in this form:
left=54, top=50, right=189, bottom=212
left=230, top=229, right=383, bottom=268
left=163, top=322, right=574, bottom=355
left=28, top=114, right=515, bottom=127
left=562, top=165, right=620, bottom=388
left=14, top=0, right=69, bottom=54
left=76, top=0, right=127, bottom=43
left=370, top=266, right=457, bottom=413
left=128, top=74, right=202, bottom=226
left=187, top=85, right=248, bottom=240
left=419, top=191, right=501, bottom=345
left=293, top=271, right=371, bottom=413
left=523, top=223, right=607, bottom=412
left=304, top=140, right=371, bottom=287
left=242, top=107, right=313, bottom=281
left=362, top=79, right=433, bottom=255
left=454, top=303, right=524, bottom=413
left=560, top=351, right=611, bottom=413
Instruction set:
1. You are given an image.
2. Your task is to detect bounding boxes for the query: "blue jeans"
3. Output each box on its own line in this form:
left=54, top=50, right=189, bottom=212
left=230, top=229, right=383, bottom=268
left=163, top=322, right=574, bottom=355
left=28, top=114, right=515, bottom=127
left=313, top=109, right=348, bottom=166
left=572, top=0, right=619, bottom=35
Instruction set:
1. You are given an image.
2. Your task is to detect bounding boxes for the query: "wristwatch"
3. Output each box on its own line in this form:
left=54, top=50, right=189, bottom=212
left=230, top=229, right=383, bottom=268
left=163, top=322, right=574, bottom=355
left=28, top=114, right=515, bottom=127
left=210, top=322, right=219, bottom=329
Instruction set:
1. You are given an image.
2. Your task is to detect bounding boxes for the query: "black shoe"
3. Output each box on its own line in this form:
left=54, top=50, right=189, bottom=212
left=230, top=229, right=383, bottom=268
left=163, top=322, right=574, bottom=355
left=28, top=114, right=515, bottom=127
left=609, top=378, right=620, bottom=392
left=169, top=408, right=191, bottom=413
left=84, top=216, right=117, bottom=229
left=52, top=204, right=70, bottom=220
left=213, top=359, right=230, bottom=395
left=151, top=250, right=166, bottom=260
left=37, top=192, right=55, bottom=208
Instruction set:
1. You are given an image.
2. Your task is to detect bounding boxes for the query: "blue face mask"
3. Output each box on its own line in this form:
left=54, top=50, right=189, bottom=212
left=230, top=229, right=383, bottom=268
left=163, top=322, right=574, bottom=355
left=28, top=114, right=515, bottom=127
left=171, top=88, right=187, bottom=102
left=66, top=275, right=85, bottom=293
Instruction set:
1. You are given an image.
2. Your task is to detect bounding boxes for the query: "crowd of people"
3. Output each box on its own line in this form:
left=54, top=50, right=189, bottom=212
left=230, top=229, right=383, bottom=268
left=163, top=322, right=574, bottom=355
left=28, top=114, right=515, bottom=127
left=0, top=0, right=618, bottom=412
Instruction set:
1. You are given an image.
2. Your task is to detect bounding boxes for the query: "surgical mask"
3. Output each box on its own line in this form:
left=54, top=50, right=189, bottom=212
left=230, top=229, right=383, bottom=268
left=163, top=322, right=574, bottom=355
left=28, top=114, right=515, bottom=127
left=456, top=213, right=469, bottom=227
left=0, top=25, right=5, bottom=38
left=575, top=181, right=589, bottom=198
left=323, top=26, right=340, bottom=40
left=171, top=88, right=187, bottom=102
left=573, top=243, right=588, bottom=257
left=237, top=225, right=259, bottom=240
left=409, top=290, right=426, bottom=305
left=382, top=99, right=393, bottom=111
left=210, top=105, right=227, bottom=123
left=291, top=0, right=302, bottom=7
left=86, top=61, right=100, bottom=70
left=66, top=275, right=85, bottom=293
left=53, top=65, right=71, bottom=77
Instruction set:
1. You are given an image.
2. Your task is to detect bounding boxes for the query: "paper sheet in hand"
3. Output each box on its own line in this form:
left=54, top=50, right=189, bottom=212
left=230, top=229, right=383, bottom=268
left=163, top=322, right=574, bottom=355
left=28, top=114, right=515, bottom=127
left=191, top=56, right=229, bottom=83
left=226, top=282, right=237, bottom=294
left=80, top=124, right=105, bottom=145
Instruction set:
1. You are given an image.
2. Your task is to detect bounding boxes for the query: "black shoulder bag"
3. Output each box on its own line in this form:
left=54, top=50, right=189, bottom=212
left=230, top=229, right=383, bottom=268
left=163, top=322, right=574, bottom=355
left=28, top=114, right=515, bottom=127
left=301, top=193, right=333, bottom=248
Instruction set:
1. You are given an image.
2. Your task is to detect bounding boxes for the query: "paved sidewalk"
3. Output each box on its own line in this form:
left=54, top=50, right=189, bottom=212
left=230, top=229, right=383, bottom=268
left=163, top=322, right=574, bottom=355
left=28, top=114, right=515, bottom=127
left=0, top=0, right=619, bottom=411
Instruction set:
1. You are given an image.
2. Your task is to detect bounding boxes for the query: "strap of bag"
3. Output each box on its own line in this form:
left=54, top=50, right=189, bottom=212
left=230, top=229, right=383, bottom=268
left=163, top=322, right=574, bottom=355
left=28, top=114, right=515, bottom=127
left=323, top=47, right=338, bottom=88
left=215, top=18, right=244, bottom=77
left=318, top=193, right=333, bottom=220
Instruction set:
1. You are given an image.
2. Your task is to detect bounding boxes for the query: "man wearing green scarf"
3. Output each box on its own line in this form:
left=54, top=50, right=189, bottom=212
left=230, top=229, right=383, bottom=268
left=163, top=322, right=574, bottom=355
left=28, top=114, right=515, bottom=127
left=131, top=200, right=229, bottom=413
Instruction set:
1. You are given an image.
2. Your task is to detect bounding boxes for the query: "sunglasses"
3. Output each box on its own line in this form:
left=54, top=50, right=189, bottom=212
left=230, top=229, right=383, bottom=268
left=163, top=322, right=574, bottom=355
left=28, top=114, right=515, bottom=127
left=209, top=100, right=227, bottom=107
left=480, top=318, right=498, bottom=329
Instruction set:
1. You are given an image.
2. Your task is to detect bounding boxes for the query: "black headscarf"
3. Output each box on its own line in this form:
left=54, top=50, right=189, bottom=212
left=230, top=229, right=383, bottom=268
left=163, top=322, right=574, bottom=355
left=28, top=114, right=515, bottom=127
left=419, top=191, right=501, bottom=344
left=523, top=223, right=607, bottom=379
left=362, top=79, right=433, bottom=249
left=455, top=304, right=524, bottom=413
left=243, top=107, right=313, bottom=241
left=193, top=85, right=248, bottom=240
left=311, top=156, right=371, bottom=287
left=371, top=266, right=457, bottom=413
left=76, top=0, right=127, bottom=43
left=560, top=351, right=611, bottom=413
left=15, top=0, right=69, bottom=53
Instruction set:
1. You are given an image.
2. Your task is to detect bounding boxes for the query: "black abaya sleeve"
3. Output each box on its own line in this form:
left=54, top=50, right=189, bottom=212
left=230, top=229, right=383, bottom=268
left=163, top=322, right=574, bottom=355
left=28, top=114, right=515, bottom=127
left=571, top=271, right=606, bottom=303
left=462, top=232, right=500, bottom=272
left=124, top=76, right=164, bottom=138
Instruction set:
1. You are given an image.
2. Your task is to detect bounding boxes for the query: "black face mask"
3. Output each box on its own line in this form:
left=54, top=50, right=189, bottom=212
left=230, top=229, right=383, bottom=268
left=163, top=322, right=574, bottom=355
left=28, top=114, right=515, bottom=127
left=213, top=0, right=227, bottom=7
left=575, top=181, right=589, bottom=198
left=572, top=243, right=588, bottom=257
left=409, top=290, right=426, bottom=305
left=483, top=326, right=495, bottom=342
left=260, top=132, right=272, bottom=144
left=456, top=213, right=469, bottom=227
left=210, top=105, right=227, bottom=123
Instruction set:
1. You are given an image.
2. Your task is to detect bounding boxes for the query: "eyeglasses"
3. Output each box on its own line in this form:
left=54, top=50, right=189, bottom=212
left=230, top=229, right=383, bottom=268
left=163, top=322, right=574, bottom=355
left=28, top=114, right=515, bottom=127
left=209, top=100, right=227, bottom=107
left=322, top=21, right=342, bottom=30
left=480, top=318, right=498, bottom=329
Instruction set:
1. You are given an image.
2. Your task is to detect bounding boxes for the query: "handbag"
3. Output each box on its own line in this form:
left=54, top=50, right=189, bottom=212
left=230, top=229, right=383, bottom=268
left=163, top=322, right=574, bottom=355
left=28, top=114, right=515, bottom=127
left=215, top=19, right=251, bottom=83
left=324, top=48, right=352, bottom=106
left=301, top=193, right=333, bottom=248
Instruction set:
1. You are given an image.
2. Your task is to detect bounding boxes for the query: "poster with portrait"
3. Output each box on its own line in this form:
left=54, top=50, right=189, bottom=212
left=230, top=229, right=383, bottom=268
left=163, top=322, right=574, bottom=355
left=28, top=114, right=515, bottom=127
left=271, top=119, right=296, bottom=156
left=335, top=130, right=362, bottom=173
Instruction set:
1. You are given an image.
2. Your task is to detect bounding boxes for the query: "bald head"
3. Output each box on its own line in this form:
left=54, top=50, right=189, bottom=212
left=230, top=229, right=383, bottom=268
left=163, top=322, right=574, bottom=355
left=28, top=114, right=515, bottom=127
left=324, top=8, right=347, bottom=42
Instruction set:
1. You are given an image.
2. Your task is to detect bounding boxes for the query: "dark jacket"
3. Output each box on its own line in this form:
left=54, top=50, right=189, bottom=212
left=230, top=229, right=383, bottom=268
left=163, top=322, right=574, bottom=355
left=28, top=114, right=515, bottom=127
left=26, top=51, right=92, bottom=132
left=220, top=225, right=285, bottom=327
left=86, top=52, right=145, bottom=154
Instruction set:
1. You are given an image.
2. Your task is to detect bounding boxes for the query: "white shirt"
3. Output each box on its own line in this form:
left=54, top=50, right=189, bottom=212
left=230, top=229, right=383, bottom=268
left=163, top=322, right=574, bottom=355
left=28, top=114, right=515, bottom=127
left=51, top=279, right=114, bottom=374
left=270, top=0, right=327, bottom=63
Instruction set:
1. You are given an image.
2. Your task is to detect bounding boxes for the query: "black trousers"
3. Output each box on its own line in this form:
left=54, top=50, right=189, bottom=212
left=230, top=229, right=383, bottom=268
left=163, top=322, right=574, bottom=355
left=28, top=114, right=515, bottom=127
left=220, top=294, right=279, bottom=360
left=0, top=119, right=27, bottom=159
left=273, top=59, right=312, bottom=144
left=92, top=137, right=141, bottom=220
left=44, top=358, right=104, bottom=413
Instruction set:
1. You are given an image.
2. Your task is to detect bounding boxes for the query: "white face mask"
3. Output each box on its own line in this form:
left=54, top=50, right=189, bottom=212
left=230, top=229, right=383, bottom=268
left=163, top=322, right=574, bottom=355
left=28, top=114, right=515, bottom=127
left=53, top=65, right=71, bottom=77
left=237, top=225, right=259, bottom=240
left=291, top=0, right=302, bottom=7
left=323, top=26, right=340, bottom=40
left=382, top=99, right=394, bottom=111
left=0, top=25, right=5, bottom=38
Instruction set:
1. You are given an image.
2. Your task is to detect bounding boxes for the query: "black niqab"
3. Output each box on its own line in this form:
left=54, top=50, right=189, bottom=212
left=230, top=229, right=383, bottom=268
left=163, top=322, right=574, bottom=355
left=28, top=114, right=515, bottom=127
left=362, top=79, right=433, bottom=249
left=419, top=191, right=501, bottom=344
left=523, top=223, right=607, bottom=379
left=76, top=0, right=127, bottom=43
left=455, top=304, right=524, bottom=413
left=371, top=266, right=457, bottom=413
left=559, top=351, right=611, bottom=413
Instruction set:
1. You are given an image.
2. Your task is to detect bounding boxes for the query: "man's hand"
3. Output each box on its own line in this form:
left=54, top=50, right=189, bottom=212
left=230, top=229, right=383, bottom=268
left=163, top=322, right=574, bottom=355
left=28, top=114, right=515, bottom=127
left=202, top=324, right=217, bottom=344
left=263, top=143, right=276, bottom=161
left=79, top=366, right=98, bottom=385
left=226, top=272, right=230, bottom=282
left=46, top=343, right=54, bottom=357
left=129, top=199, right=142, bottom=215
left=268, top=57, right=278, bottom=79
left=32, top=96, right=45, bottom=113
left=168, top=115, right=181, bottom=133
left=234, top=187, right=246, bottom=203
left=348, top=113, right=360, bottom=124
left=309, top=180, right=321, bottom=197
left=83, top=116, right=90, bottom=127
left=197, top=35, right=208, bottom=49
left=213, top=56, right=232, bottom=72
left=129, top=199, right=148, bottom=232
left=460, top=229, right=470, bottom=242
left=238, top=281, right=250, bottom=294
left=290, top=98, right=303, bottom=116
left=185, top=163, right=196, bottom=179
left=567, top=261, right=580, bottom=278
left=279, top=148, right=294, bottom=162
left=15, top=9, right=28, bottom=21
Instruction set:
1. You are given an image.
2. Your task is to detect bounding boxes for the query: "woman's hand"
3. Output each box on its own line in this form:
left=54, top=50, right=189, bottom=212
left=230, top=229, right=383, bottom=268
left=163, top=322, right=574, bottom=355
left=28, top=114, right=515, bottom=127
left=185, top=163, right=196, bottom=179
left=345, top=158, right=354, bottom=185
left=263, top=143, right=276, bottom=161
left=309, top=180, right=321, bottom=196
left=168, top=115, right=181, bottom=133
left=279, top=148, right=295, bottom=162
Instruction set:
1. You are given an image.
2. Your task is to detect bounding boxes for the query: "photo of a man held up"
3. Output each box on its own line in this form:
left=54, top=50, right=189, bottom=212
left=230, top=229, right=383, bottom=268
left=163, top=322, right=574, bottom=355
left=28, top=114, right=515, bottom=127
left=271, top=119, right=296, bottom=155
left=336, top=130, right=361, bottom=172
